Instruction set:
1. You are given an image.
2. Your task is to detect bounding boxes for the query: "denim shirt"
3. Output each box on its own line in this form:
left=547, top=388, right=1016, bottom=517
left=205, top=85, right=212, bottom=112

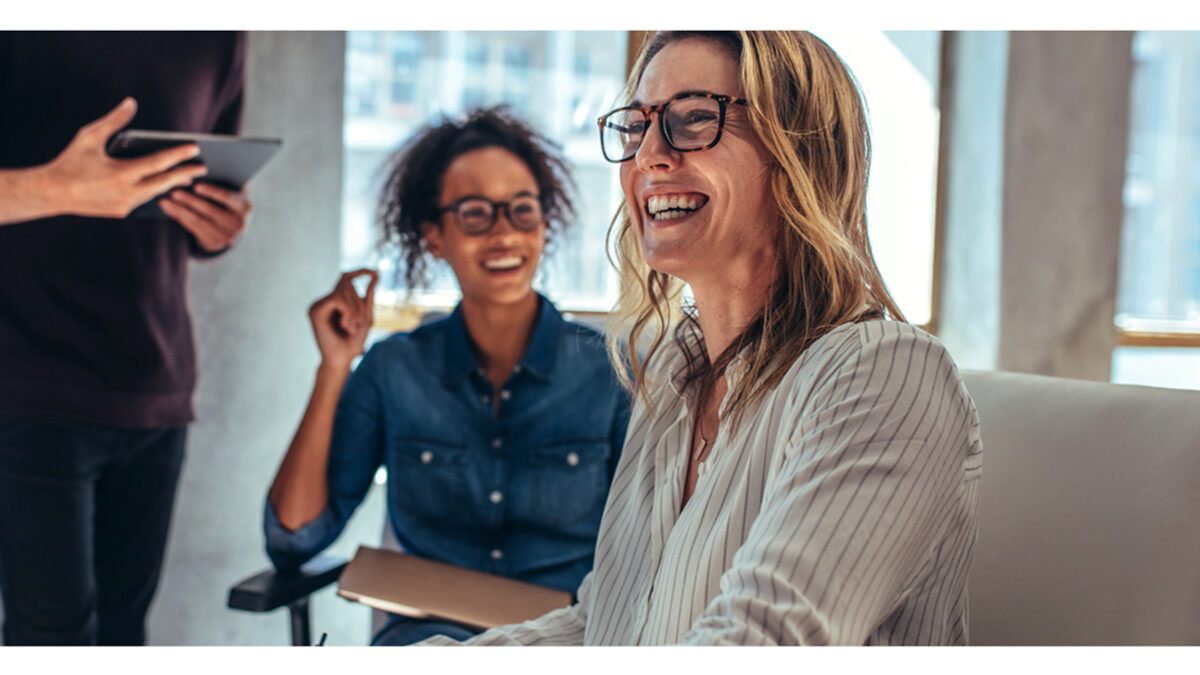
left=264, top=296, right=631, bottom=594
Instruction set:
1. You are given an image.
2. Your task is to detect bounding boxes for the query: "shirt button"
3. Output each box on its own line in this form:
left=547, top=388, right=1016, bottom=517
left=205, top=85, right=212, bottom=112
left=420, top=450, right=433, bottom=464
left=492, top=438, right=503, bottom=449
left=491, top=549, right=504, bottom=560
left=566, top=452, right=580, bottom=467
left=512, top=364, right=522, bottom=374
left=500, top=389, right=512, bottom=401
left=489, top=490, right=503, bottom=504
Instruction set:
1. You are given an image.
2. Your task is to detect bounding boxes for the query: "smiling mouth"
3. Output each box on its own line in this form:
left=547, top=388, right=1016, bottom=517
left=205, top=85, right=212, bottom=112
left=483, top=255, right=524, bottom=271
left=646, top=193, right=708, bottom=221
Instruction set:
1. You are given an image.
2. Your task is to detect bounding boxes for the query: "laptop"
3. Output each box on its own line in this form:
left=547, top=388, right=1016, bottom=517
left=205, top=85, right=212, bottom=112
left=336, top=545, right=574, bottom=630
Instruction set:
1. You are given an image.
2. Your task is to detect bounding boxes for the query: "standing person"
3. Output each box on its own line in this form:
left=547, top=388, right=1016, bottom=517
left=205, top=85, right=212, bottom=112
left=264, top=107, right=631, bottom=646
left=420, top=30, right=983, bottom=646
left=0, top=31, right=251, bottom=646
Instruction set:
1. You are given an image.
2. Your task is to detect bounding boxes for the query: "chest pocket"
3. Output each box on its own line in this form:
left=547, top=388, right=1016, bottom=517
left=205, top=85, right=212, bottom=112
left=528, top=440, right=610, bottom=530
left=389, top=438, right=471, bottom=527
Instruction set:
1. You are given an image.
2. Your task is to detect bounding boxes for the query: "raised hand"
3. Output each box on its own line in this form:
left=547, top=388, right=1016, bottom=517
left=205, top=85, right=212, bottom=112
left=308, top=269, right=379, bottom=370
left=44, top=97, right=209, bottom=219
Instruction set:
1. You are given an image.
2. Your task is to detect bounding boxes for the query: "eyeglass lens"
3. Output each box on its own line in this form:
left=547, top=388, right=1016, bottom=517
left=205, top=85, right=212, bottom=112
left=601, top=96, right=725, bottom=161
left=454, top=196, right=543, bottom=235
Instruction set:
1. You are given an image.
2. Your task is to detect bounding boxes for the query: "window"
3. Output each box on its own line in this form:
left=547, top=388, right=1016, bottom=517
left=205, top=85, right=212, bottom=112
left=341, top=31, right=629, bottom=313
left=1113, top=31, right=1200, bottom=390
left=817, top=31, right=942, bottom=327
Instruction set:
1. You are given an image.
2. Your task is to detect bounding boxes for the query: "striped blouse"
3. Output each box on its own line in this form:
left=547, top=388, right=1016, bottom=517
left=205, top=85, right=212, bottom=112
left=423, top=320, right=983, bottom=645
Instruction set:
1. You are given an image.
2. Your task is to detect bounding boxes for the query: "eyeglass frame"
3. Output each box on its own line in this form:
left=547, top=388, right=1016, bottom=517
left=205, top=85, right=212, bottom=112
left=435, top=193, right=546, bottom=235
left=596, top=92, right=749, bottom=163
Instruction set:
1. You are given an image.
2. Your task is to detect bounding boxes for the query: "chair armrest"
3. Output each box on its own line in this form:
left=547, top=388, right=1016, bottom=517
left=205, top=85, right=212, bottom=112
left=227, top=555, right=348, bottom=613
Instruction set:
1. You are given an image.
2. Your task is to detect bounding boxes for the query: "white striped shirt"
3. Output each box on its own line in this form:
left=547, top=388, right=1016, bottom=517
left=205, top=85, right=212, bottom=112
left=424, top=320, right=983, bottom=645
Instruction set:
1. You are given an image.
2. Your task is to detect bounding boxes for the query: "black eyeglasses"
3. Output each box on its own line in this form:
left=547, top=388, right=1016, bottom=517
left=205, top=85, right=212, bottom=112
left=597, top=92, right=748, bottom=163
left=437, top=194, right=544, bottom=235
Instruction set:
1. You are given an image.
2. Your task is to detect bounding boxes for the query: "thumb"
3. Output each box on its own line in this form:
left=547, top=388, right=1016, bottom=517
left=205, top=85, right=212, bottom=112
left=82, top=97, right=138, bottom=143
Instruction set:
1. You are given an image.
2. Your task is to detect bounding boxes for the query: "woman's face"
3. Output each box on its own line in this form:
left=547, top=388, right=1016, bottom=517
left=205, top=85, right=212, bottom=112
left=620, top=38, right=777, bottom=284
left=424, top=146, right=546, bottom=308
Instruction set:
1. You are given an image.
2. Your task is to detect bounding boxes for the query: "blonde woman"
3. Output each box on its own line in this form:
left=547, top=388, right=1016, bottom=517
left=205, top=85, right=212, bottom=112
left=422, top=30, right=982, bottom=647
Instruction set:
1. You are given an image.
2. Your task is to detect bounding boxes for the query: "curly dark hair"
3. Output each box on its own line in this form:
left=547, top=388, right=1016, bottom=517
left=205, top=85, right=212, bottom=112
left=377, top=105, right=577, bottom=289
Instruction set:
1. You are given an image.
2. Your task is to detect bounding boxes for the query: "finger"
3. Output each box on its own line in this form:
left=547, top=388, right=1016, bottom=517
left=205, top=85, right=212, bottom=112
left=310, top=295, right=345, bottom=322
left=341, top=268, right=378, bottom=282
left=166, top=189, right=240, bottom=237
left=159, top=198, right=233, bottom=251
left=332, top=269, right=371, bottom=298
left=192, top=183, right=252, bottom=215
left=134, top=164, right=209, bottom=202
left=335, top=277, right=373, bottom=331
left=335, top=279, right=366, bottom=320
left=124, top=143, right=203, bottom=177
left=330, top=292, right=357, bottom=334
left=359, top=275, right=379, bottom=331
left=80, top=97, right=138, bottom=141
left=364, top=272, right=379, bottom=310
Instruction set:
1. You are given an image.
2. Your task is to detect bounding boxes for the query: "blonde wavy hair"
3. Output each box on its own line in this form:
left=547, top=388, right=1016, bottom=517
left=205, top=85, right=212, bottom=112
left=605, top=31, right=905, bottom=428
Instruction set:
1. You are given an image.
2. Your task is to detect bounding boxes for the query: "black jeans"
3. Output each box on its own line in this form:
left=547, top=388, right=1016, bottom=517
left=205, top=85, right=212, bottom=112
left=0, top=417, right=186, bottom=645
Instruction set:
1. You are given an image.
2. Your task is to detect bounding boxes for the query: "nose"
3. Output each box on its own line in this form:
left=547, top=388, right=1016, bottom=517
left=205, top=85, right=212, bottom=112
left=488, top=205, right=521, bottom=237
left=634, top=112, right=678, bottom=171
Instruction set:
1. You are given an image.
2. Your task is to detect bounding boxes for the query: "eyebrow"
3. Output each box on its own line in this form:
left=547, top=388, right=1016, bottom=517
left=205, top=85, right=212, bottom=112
left=451, top=190, right=539, bottom=203
left=627, top=90, right=722, bottom=109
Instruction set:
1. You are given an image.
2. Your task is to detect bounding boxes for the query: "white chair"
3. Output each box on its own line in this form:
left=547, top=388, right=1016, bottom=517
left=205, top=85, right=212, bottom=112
left=961, top=369, right=1200, bottom=645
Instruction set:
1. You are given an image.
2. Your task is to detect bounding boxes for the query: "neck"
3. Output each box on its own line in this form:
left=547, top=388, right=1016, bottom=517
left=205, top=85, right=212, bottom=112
left=459, top=291, right=540, bottom=387
left=687, top=248, right=778, bottom=363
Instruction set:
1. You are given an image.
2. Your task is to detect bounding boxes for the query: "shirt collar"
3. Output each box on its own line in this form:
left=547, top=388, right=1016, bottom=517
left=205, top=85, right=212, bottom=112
left=441, top=294, right=562, bottom=385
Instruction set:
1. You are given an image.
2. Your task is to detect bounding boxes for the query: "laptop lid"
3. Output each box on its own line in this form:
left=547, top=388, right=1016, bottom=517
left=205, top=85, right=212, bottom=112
left=336, top=545, right=573, bottom=630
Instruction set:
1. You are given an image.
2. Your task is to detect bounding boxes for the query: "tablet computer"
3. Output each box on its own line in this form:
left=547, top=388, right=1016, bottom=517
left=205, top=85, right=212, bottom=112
left=106, top=130, right=282, bottom=218
left=336, top=545, right=573, bottom=630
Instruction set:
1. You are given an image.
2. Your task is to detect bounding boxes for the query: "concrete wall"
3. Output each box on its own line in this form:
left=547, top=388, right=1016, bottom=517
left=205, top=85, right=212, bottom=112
left=997, top=32, right=1133, bottom=380
left=148, top=31, right=387, bottom=646
left=939, top=31, right=1134, bottom=381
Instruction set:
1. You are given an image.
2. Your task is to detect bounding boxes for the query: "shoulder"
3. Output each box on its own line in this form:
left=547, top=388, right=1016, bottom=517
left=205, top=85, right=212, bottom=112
left=767, top=320, right=971, bottom=419
left=797, top=320, right=956, bottom=379
left=785, top=319, right=975, bottom=426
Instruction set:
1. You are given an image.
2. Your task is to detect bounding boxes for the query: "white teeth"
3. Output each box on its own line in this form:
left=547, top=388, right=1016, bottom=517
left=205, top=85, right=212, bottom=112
left=646, top=194, right=703, bottom=216
left=653, top=210, right=687, bottom=221
left=484, top=256, right=522, bottom=270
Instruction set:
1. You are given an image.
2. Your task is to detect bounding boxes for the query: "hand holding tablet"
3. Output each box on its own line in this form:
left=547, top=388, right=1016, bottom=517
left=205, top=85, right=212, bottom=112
left=106, top=129, right=282, bottom=218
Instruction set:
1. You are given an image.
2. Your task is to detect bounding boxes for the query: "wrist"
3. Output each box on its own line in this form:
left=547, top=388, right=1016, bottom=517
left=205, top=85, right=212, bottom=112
left=0, top=164, right=62, bottom=222
left=316, top=360, right=354, bottom=379
left=29, top=161, right=70, bottom=218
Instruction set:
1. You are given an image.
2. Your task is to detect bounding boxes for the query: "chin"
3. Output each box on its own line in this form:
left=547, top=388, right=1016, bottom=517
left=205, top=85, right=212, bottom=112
left=641, top=240, right=695, bottom=280
left=472, top=282, right=537, bottom=308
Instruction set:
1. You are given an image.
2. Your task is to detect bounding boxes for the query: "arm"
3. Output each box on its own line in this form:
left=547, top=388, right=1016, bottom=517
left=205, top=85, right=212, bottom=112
left=0, top=97, right=207, bottom=226
left=269, top=269, right=380, bottom=532
left=683, top=329, right=978, bottom=645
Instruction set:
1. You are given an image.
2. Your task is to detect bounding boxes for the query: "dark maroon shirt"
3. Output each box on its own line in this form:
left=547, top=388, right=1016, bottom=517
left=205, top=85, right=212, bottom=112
left=0, top=32, right=246, bottom=427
